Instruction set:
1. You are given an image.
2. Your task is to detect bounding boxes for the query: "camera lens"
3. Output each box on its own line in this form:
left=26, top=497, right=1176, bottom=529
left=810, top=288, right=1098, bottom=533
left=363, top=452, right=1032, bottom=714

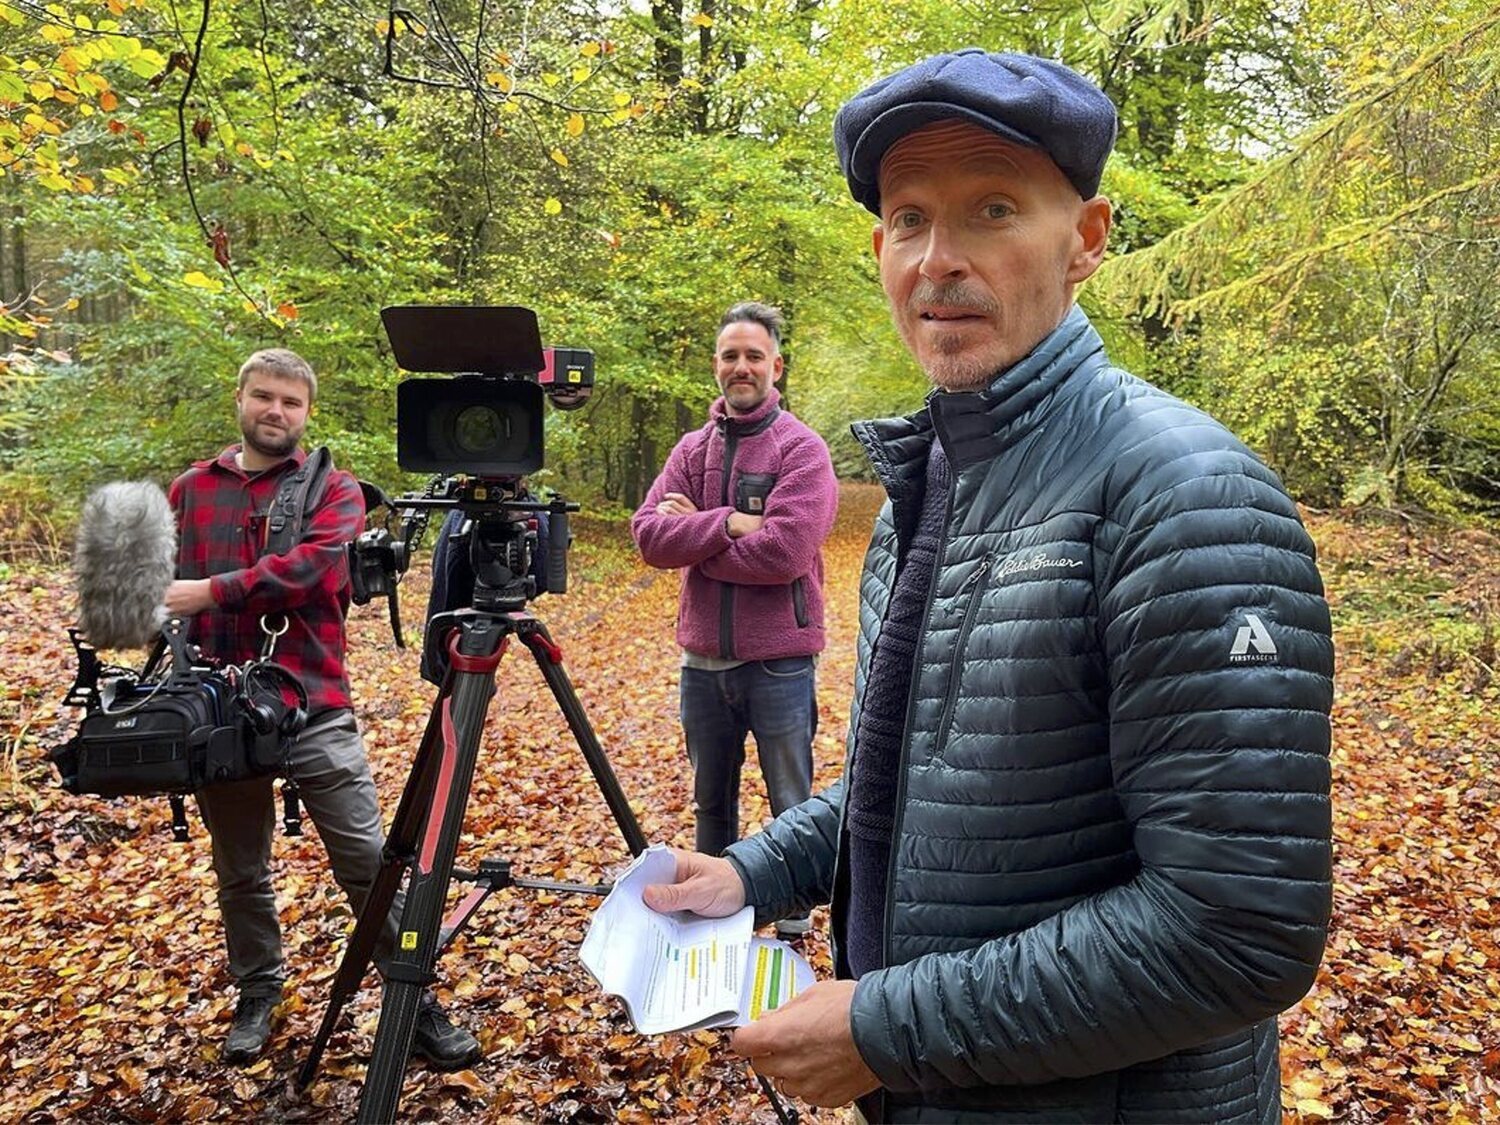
left=397, top=377, right=544, bottom=475
left=454, top=405, right=510, bottom=454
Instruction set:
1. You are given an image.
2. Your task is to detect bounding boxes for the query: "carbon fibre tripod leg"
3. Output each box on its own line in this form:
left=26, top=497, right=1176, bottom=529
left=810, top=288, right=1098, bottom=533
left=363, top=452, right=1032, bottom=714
left=295, top=656, right=457, bottom=1091
left=518, top=618, right=647, bottom=856
left=356, top=616, right=507, bottom=1123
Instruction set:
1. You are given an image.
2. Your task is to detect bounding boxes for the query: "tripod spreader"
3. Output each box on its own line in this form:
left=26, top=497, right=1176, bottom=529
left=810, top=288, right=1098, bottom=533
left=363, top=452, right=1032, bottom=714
left=438, top=858, right=614, bottom=950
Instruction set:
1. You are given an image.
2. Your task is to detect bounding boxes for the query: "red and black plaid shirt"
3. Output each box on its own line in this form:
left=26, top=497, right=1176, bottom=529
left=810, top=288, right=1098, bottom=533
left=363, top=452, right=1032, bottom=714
left=168, top=445, right=364, bottom=715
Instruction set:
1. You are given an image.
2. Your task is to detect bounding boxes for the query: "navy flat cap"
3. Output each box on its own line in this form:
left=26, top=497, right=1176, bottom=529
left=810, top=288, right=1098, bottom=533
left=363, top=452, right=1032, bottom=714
left=834, top=48, right=1118, bottom=214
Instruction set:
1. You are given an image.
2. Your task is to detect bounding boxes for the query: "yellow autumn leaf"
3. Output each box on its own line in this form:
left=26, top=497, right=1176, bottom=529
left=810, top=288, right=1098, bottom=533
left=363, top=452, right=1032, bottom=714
left=566, top=113, right=584, bottom=137
left=1290, top=1076, right=1324, bottom=1099
left=1294, top=1098, right=1334, bottom=1118
left=613, top=92, right=631, bottom=107
left=182, top=270, right=224, bottom=292
left=73, top=174, right=94, bottom=192
left=543, top=197, right=562, bottom=215
left=485, top=71, right=512, bottom=93
left=549, top=148, right=569, bottom=166
left=580, top=41, right=601, bottom=58
left=37, top=171, right=71, bottom=191
left=29, top=81, right=55, bottom=102
left=571, top=66, right=589, bottom=83
left=691, top=12, right=713, bottom=27
left=542, top=72, right=561, bottom=87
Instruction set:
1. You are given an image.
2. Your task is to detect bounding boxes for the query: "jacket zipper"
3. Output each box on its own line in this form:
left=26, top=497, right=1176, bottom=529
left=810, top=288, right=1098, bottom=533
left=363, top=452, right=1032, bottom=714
left=880, top=470, right=954, bottom=971
left=930, top=551, right=995, bottom=764
left=718, top=425, right=740, bottom=659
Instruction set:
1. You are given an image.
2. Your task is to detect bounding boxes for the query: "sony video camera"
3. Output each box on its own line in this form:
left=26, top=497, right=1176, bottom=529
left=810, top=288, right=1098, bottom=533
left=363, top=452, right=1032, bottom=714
left=385, top=304, right=594, bottom=477
left=347, top=306, right=589, bottom=643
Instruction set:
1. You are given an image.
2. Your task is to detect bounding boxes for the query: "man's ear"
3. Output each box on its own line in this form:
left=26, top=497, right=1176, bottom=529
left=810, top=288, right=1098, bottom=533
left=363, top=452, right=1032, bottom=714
left=1066, top=196, right=1112, bottom=284
left=872, top=221, right=884, bottom=261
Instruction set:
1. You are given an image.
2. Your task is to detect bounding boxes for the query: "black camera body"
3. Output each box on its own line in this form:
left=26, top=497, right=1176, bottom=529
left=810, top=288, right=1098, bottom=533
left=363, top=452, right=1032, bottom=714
left=382, top=305, right=594, bottom=478
left=348, top=527, right=410, bottom=607
left=343, top=307, right=588, bottom=649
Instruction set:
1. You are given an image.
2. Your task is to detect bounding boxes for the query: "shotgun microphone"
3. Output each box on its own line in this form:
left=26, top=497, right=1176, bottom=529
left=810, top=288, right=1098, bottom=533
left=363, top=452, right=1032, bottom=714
left=73, top=481, right=178, bottom=649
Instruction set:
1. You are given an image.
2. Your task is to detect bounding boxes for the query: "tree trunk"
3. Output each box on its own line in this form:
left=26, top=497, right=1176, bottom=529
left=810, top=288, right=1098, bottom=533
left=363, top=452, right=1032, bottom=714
left=623, top=393, right=650, bottom=509
left=652, top=0, right=683, bottom=86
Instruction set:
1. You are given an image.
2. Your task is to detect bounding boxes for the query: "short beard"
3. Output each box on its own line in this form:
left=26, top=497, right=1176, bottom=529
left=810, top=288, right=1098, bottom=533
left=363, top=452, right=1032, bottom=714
left=921, top=348, right=997, bottom=392
left=240, top=418, right=301, bottom=460
left=899, top=281, right=1003, bottom=392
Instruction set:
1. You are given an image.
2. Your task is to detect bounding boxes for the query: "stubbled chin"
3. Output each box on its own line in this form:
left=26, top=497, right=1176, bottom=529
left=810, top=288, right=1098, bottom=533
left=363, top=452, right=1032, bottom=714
left=921, top=349, right=996, bottom=392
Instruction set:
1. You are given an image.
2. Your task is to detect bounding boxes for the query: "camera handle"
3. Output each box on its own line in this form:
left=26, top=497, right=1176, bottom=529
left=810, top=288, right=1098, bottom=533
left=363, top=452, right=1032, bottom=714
left=296, top=608, right=646, bottom=1120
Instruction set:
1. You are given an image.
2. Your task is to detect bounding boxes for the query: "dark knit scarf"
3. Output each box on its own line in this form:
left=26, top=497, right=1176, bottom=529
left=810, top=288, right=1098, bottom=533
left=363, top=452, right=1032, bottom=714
left=845, top=440, right=950, bottom=979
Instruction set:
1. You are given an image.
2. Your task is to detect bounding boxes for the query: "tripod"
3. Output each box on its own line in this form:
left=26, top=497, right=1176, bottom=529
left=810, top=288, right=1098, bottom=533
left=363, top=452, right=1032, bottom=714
left=296, top=603, right=646, bottom=1122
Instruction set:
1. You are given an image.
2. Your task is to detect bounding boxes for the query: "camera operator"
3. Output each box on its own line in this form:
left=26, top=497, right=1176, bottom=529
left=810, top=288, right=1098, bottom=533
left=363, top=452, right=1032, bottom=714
left=163, top=347, right=480, bottom=1070
left=631, top=303, right=838, bottom=939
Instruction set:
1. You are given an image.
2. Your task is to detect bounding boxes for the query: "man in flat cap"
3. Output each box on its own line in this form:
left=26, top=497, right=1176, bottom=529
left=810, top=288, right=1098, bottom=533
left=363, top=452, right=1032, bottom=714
left=646, top=49, right=1333, bottom=1123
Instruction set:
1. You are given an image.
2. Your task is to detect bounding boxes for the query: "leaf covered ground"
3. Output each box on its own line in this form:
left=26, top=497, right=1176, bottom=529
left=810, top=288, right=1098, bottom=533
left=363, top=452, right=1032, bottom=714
left=2, top=484, right=1498, bottom=1122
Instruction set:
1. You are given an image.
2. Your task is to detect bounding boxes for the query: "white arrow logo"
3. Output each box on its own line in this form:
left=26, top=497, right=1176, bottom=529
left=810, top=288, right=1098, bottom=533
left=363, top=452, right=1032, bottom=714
left=1230, top=614, right=1278, bottom=663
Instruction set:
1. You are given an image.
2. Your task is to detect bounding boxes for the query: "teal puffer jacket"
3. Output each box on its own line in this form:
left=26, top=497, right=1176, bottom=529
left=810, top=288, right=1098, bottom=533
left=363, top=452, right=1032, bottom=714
left=726, top=307, right=1334, bottom=1123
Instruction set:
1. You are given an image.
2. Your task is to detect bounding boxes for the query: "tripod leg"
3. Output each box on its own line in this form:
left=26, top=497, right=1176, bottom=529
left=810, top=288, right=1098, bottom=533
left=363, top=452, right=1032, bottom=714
left=357, top=619, right=506, bottom=1123
left=297, top=674, right=454, bottom=1090
left=522, top=622, right=647, bottom=856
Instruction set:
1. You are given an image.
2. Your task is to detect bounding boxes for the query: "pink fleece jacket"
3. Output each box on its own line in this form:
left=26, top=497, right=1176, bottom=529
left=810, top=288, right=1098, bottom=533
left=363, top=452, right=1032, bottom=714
left=632, top=389, right=838, bottom=661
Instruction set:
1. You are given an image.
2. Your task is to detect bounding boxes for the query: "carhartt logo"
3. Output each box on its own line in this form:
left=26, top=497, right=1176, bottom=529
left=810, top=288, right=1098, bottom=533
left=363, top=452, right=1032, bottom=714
left=1230, top=614, right=1278, bottom=663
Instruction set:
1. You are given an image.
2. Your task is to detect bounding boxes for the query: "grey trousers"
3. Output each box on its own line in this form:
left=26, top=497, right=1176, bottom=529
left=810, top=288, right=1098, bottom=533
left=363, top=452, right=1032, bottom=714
left=196, top=709, right=402, bottom=998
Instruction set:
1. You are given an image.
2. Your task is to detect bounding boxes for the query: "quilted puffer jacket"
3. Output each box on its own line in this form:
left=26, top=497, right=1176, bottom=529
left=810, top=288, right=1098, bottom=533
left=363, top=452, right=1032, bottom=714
left=726, top=307, right=1334, bottom=1123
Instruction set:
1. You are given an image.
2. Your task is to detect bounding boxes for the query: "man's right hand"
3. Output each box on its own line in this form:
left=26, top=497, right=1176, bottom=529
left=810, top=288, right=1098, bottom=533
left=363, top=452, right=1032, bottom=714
left=164, top=578, right=215, bottom=616
left=725, top=512, right=765, bottom=539
left=642, top=848, right=747, bottom=918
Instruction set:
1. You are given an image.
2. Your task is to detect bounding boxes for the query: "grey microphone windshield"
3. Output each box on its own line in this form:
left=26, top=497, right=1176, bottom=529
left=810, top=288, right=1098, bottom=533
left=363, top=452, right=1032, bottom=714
left=73, top=481, right=178, bottom=649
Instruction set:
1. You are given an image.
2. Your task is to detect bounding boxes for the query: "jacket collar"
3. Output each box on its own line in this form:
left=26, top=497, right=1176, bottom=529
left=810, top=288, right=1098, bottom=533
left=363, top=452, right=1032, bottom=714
left=711, top=386, right=782, bottom=434
left=204, top=443, right=307, bottom=479
left=854, top=305, right=1106, bottom=492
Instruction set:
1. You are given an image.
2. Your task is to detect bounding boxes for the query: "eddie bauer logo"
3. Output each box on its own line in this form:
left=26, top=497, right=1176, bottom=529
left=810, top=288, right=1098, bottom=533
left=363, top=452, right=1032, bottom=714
left=1229, top=614, right=1278, bottom=663
left=995, top=551, right=1085, bottom=581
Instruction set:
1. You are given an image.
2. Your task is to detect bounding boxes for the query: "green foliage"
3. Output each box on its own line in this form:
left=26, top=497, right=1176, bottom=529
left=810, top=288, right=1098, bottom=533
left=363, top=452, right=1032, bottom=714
left=1091, top=5, right=1500, bottom=513
left=1, top=0, right=1497, bottom=532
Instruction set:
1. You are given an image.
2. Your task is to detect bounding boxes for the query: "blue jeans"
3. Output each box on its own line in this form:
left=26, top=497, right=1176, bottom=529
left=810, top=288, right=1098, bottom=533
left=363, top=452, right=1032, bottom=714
left=680, top=657, right=817, bottom=857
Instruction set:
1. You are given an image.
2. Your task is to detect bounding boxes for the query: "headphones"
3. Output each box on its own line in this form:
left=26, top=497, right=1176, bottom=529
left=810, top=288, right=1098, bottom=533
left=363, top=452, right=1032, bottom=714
left=235, top=660, right=310, bottom=741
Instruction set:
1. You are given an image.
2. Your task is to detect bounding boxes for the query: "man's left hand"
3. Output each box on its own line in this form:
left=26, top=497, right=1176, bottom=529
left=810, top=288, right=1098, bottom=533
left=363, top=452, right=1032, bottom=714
left=164, top=578, right=215, bottom=617
left=730, top=979, right=880, bottom=1108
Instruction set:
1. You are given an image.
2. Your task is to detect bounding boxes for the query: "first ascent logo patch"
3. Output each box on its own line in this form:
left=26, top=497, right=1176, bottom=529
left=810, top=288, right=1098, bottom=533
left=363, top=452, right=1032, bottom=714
left=1229, top=614, right=1278, bottom=664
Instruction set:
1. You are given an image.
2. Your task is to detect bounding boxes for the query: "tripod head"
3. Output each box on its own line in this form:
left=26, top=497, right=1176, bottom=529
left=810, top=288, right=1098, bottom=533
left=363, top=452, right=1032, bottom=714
left=444, top=477, right=576, bottom=613
left=406, top=477, right=578, bottom=683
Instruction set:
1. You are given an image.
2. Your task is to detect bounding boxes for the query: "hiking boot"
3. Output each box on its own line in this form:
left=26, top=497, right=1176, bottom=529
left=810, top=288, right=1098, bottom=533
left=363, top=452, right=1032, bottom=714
left=412, top=995, right=481, bottom=1071
left=222, top=994, right=278, bottom=1065
left=775, top=914, right=812, bottom=941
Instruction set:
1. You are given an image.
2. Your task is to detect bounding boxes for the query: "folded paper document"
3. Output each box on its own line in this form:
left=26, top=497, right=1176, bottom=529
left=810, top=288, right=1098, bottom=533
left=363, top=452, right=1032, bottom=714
left=580, top=844, right=816, bottom=1034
